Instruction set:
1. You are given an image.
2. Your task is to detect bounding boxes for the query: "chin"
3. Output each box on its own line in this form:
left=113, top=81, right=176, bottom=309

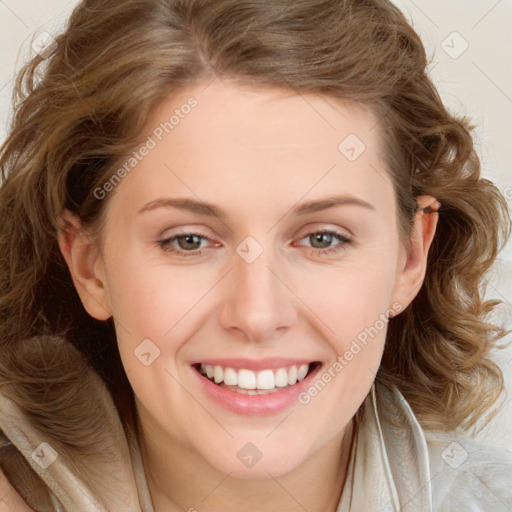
left=203, top=443, right=307, bottom=480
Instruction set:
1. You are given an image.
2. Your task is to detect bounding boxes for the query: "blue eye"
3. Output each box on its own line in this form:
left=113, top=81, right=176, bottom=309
left=157, top=229, right=352, bottom=258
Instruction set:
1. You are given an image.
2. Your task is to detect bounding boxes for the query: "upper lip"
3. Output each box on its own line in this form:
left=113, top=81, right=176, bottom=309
left=191, top=358, right=320, bottom=371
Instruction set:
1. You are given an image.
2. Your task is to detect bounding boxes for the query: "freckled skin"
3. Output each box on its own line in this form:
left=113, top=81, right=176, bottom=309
left=59, top=78, right=438, bottom=512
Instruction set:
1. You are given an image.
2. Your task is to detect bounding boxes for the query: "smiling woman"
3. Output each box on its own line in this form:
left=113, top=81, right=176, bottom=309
left=0, top=1, right=511, bottom=511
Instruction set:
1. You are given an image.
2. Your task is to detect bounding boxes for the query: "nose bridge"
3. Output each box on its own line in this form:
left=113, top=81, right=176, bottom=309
left=219, top=236, right=296, bottom=340
left=236, top=243, right=278, bottom=303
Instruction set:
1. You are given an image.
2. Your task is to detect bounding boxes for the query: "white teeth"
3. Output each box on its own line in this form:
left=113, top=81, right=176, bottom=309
left=287, top=365, right=298, bottom=385
left=213, top=365, right=223, bottom=384
left=198, top=363, right=313, bottom=390
left=275, top=367, right=289, bottom=387
left=223, top=367, right=238, bottom=386
left=256, top=369, right=275, bottom=390
left=297, top=364, right=309, bottom=381
left=238, top=369, right=256, bottom=389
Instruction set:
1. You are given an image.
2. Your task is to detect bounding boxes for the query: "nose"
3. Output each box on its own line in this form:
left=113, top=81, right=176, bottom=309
left=218, top=242, right=297, bottom=343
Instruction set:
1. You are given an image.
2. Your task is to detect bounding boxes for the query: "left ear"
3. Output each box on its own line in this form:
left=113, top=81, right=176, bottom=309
left=390, top=195, right=440, bottom=311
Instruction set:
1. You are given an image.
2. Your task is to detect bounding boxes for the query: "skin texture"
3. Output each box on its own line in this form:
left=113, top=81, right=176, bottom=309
left=58, top=78, right=438, bottom=512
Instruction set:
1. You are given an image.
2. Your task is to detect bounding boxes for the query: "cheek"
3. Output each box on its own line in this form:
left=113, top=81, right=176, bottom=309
left=296, top=254, right=398, bottom=338
left=104, top=269, right=166, bottom=337
left=103, top=245, right=210, bottom=338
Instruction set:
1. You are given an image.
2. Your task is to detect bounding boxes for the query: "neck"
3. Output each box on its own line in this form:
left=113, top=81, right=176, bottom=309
left=138, top=417, right=355, bottom=512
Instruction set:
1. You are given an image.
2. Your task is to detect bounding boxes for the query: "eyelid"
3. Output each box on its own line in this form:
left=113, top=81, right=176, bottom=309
left=158, top=225, right=217, bottom=241
left=293, top=223, right=353, bottom=241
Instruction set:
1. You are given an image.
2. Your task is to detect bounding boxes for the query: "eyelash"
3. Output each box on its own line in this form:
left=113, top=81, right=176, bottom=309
left=157, top=229, right=352, bottom=257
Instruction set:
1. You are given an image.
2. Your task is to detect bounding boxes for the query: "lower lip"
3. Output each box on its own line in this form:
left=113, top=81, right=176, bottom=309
left=191, top=363, right=322, bottom=416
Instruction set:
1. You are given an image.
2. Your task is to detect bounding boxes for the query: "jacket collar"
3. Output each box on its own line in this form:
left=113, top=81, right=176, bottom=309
left=337, top=382, right=433, bottom=511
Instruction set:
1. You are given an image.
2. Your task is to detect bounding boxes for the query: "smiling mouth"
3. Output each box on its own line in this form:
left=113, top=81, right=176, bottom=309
left=192, top=361, right=321, bottom=395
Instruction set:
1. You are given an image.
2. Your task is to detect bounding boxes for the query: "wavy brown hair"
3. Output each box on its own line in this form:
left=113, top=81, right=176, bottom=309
left=0, top=0, right=510, bottom=508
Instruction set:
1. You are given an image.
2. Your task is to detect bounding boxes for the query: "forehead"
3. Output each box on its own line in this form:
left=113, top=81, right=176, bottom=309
left=106, top=78, right=393, bottom=221
left=147, top=79, right=382, bottom=154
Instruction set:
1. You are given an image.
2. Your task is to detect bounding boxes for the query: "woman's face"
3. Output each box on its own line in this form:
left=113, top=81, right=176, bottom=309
left=61, top=78, right=436, bottom=478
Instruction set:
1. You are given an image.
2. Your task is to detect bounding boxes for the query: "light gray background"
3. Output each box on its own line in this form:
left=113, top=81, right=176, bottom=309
left=1, top=1, right=511, bottom=449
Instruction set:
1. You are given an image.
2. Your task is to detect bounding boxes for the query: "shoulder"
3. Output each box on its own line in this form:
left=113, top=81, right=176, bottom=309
left=424, top=431, right=512, bottom=510
left=0, top=470, right=35, bottom=512
left=375, top=383, right=512, bottom=509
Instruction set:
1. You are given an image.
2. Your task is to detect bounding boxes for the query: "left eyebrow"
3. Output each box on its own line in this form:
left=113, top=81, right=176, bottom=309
left=292, top=195, right=376, bottom=215
left=136, top=194, right=375, bottom=218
